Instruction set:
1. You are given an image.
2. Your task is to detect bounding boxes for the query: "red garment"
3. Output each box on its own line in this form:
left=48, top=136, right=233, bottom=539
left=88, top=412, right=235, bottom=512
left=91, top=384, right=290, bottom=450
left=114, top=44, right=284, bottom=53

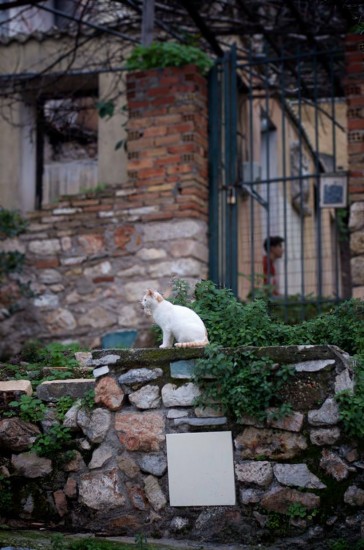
left=263, top=255, right=279, bottom=295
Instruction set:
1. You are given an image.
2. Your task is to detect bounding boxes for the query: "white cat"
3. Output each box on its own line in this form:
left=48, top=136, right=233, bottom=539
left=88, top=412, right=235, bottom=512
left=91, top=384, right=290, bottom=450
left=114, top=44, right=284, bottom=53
left=141, top=289, right=209, bottom=348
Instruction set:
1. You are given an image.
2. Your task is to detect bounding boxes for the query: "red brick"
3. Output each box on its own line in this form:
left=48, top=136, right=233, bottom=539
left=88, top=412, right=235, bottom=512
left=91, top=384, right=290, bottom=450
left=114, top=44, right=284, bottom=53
left=92, top=276, right=115, bottom=283
left=127, top=158, right=155, bottom=170
left=153, top=135, right=182, bottom=148
left=141, top=212, right=174, bottom=222
left=34, top=258, right=60, bottom=269
left=138, top=168, right=165, bottom=180
left=150, top=96, right=176, bottom=106
left=156, top=155, right=182, bottom=166
left=348, top=119, right=364, bottom=131
left=143, top=126, right=167, bottom=138
left=347, top=97, right=364, bottom=108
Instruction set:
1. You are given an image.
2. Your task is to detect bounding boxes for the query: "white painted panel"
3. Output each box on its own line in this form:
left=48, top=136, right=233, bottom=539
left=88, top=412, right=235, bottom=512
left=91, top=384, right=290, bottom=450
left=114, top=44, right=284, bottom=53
left=166, top=431, right=235, bottom=506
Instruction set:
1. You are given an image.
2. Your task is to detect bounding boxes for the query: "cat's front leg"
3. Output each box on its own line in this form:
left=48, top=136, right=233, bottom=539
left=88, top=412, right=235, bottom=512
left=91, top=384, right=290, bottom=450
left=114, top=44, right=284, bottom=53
left=160, top=330, right=174, bottom=348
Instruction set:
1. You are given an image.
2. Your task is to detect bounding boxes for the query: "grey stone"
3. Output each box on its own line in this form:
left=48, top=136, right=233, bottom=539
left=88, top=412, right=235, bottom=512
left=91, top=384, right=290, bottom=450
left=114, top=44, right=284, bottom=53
left=235, top=461, right=273, bottom=487
left=91, top=354, right=121, bottom=367
left=78, top=468, right=126, bottom=510
left=273, top=463, right=326, bottom=489
left=88, top=443, right=114, bottom=469
left=36, top=379, right=94, bottom=402
left=162, top=382, right=200, bottom=407
left=77, top=407, right=111, bottom=443
left=129, top=385, right=161, bottom=409
left=118, top=368, right=163, bottom=385
left=33, top=294, right=59, bottom=308
left=170, top=359, right=196, bottom=379
left=240, top=488, right=264, bottom=504
left=166, top=409, right=189, bottom=419
left=294, top=359, right=335, bottom=372
left=93, top=365, right=110, bottom=378
left=310, top=427, right=341, bottom=446
left=335, top=370, right=354, bottom=393
left=170, top=516, right=190, bottom=532
left=344, top=485, right=364, bottom=507
left=11, top=452, right=52, bottom=478
left=173, top=417, right=227, bottom=426
left=28, top=239, right=61, bottom=255
left=138, top=453, right=167, bottom=477
left=144, top=475, right=167, bottom=512
left=308, top=398, right=340, bottom=426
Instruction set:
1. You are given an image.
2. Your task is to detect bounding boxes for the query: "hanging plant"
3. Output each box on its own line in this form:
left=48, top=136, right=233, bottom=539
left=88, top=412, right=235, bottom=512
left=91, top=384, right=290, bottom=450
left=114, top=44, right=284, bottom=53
left=126, top=41, right=213, bottom=75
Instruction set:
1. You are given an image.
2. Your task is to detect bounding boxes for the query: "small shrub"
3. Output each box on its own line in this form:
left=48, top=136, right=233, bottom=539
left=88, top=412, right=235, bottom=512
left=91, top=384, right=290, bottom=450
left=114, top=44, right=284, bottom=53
left=33, top=424, right=73, bottom=458
left=81, top=389, right=95, bottom=411
left=193, top=345, right=294, bottom=421
left=5, top=394, right=46, bottom=423
left=0, top=208, right=28, bottom=238
left=126, top=41, right=213, bottom=75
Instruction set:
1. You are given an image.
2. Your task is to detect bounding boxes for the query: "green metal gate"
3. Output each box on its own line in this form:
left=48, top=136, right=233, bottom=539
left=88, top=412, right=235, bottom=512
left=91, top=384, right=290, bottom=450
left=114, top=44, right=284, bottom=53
left=208, top=45, right=238, bottom=295
left=208, top=42, right=350, bottom=319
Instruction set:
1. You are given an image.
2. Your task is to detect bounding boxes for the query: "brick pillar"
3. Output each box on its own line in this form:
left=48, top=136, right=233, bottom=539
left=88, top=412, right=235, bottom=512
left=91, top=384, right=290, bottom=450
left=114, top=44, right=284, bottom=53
left=126, top=65, right=208, bottom=223
left=346, top=35, right=364, bottom=299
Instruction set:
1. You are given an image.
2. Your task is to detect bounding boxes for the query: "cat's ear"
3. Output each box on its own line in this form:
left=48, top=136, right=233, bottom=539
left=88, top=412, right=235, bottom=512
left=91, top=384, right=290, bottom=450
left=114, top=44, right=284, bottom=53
left=146, top=289, right=154, bottom=296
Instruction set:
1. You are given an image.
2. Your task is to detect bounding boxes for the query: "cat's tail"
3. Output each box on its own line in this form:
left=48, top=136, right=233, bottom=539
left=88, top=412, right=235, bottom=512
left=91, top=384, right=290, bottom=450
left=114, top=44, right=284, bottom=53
left=175, top=338, right=209, bottom=348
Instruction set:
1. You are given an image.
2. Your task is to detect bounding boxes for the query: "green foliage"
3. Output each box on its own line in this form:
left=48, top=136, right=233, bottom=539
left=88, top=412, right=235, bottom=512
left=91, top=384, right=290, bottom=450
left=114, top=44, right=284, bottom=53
left=21, top=340, right=82, bottom=369
left=79, top=182, right=107, bottom=194
left=336, top=354, right=364, bottom=438
left=329, top=540, right=364, bottom=550
left=169, top=279, right=364, bottom=427
left=96, top=100, right=115, bottom=119
left=81, top=389, right=96, bottom=411
left=286, top=502, right=308, bottom=519
left=33, top=424, right=73, bottom=458
left=55, top=395, right=76, bottom=421
left=5, top=394, right=47, bottom=422
left=170, top=279, right=288, bottom=348
left=194, top=345, right=294, bottom=421
left=0, top=250, right=25, bottom=279
left=126, top=41, right=213, bottom=75
left=287, top=299, right=364, bottom=356
left=0, top=474, right=12, bottom=513
left=135, top=534, right=150, bottom=550
left=0, top=208, right=28, bottom=238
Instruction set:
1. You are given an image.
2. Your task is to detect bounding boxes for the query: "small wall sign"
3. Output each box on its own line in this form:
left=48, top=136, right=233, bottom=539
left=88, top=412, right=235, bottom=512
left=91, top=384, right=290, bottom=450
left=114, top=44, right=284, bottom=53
left=320, top=172, right=347, bottom=208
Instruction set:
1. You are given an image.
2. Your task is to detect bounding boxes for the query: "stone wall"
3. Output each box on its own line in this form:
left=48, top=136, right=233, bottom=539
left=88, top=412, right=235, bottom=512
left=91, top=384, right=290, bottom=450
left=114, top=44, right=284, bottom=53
left=0, top=64, right=209, bottom=358
left=1, top=345, right=364, bottom=548
left=346, top=35, right=364, bottom=299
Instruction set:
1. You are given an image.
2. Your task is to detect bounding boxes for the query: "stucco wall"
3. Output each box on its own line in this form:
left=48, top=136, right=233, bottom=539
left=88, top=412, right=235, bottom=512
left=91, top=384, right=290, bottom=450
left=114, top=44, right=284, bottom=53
left=1, top=345, right=363, bottom=548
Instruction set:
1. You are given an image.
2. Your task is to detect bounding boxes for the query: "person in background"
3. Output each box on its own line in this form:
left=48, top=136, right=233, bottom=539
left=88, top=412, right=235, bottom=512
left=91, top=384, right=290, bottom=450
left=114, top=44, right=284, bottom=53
left=263, top=236, right=284, bottom=296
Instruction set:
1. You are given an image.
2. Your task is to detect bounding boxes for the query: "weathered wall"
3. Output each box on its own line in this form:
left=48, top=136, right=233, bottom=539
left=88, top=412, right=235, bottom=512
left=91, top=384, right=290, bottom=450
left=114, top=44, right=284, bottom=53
left=1, top=345, right=363, bottom=548
left=0, top=33, right=130, bottom=212
left=0, top=65, right=209, bottom=358
left=346, top=35, right=364, bottom=299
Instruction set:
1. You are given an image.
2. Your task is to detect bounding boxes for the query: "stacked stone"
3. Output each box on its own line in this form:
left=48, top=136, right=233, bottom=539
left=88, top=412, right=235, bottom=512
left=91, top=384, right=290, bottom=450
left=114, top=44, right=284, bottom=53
left=0, top=64, right=210, bottom=358
left=1, top=345, right=364, bottom=547
left=126, top=64, right=209, bottom=223
left=346, top=35, right=364, bottom=298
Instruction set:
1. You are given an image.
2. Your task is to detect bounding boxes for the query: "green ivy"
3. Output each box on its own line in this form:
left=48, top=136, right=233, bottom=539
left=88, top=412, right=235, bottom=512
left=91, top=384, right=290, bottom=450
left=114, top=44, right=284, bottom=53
left=5, top=394, right=47, bottom=423
left=168, top=279, right=364, bottom=428
left=193, top=345, right=294, bottom=421
left=126, top=41, right=213, bottom=75
left=0, top=250, right=25, bottom=279
left=33, top=424, right=73, bottom=458
left=0, top=208, right=28, bottom=238
left=335, top=353, right=364, bottom=438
